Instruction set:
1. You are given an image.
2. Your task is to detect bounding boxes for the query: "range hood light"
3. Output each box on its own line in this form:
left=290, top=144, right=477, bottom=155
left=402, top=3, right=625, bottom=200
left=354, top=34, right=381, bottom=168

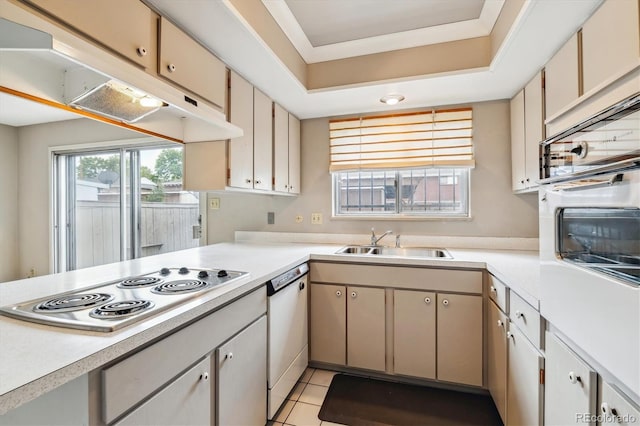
left=139, top=95, right=164, bottom=108
left=380, top=94, right=405, bottom=105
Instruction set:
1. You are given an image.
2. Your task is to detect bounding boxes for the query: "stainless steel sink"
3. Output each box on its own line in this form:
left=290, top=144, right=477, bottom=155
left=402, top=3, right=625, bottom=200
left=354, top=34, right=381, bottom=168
left=335, top=245, right=452, bottom=259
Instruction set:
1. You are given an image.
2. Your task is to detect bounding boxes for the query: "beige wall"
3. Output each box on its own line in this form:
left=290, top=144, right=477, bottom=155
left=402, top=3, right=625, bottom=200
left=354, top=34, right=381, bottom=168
left=206, top=100, right=538, bottom=243
left=0, top=124, right=20, bottom=282
left=16, top=118, right=150, bottom=279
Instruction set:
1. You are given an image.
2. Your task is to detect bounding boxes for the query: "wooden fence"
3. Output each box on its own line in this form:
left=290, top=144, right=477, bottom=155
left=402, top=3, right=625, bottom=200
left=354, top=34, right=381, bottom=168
left=76, top=201, right=199, bottom=269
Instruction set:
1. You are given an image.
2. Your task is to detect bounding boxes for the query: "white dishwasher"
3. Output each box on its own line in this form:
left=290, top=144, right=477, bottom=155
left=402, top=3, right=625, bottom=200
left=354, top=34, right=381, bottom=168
left=266, top=263, right=309, bottom=420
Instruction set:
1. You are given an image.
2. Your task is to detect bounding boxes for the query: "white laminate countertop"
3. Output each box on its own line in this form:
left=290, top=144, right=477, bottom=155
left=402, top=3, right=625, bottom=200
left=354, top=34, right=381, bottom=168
left=0, top=242, right=540, bottom=414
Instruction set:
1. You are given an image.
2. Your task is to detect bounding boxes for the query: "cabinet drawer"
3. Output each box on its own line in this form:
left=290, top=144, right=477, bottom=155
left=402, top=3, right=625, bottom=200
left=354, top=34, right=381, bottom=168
left=487, top=274, right=508, bottom=313
left=25, top=0, right=157, bottom=70
left=102, top=288, right=266, bottom=424
left=509, top=291, right=542, bottom=349
left=159, top=17, right=226, bottom=109
left=310, top=262, right=482, bottom=294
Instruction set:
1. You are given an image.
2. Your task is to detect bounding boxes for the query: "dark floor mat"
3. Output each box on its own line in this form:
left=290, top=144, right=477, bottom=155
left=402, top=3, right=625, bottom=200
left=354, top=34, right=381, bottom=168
left=318, top=374, right=503, bottom=426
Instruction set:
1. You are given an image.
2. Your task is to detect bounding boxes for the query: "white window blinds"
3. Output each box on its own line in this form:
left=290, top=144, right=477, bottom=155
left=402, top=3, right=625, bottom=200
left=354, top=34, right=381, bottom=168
left=329, top=107, right=474, bottom=172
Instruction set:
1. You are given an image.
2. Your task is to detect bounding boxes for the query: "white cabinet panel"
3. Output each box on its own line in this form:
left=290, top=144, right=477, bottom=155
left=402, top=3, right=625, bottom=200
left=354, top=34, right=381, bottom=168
left=507, top=324, right=543, bottom=426
left=347, top=286, right=385, bottom=372
left=253, top=88, right=272, bottom=191
left=229, top=71, right=254, bottom=189
left=487, top=301, right=508, bottom=424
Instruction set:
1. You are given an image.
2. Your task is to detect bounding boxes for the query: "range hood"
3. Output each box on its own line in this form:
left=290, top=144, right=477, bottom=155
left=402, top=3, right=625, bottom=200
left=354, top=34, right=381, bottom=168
left=0, top=13, right=242, bottom=143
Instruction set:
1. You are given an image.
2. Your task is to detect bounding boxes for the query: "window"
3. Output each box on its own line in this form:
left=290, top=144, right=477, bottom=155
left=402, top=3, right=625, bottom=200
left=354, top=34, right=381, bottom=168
left=333, top=168, right=469, bottom=216
left=53, top=145, right=201, bottom=272
left=330, top=108, right=473, bottom=218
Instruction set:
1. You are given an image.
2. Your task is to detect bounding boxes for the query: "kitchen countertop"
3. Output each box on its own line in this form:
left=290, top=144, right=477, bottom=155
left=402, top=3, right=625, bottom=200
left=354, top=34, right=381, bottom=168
left=0, top=242, right=540, bottom=414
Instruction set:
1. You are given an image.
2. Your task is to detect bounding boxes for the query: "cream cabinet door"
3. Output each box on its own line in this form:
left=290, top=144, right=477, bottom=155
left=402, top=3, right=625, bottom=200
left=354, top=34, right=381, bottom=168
left=347, top=286, right=386, bottom=372
left=510, top=89, right=526, bottom=191
left=217, top=316, right=267, bottom=426
left=599, top=380, right=640, bottom=425
left=229, top=71, right=254, bottom=189
left=393, top=290, right=436, bottom=379
left=26, top=0, right=157, bottom=70
left=310, top=284, right=346, bottom=365
left=116, top=356, right=212, bottom=426
left=524, top=71, right=543, bottom=188
left=273, top=103, right=289, bottom=193
left=253, top=88, right=273, bottom=191
left=158, top=17, right=226, bottom=109
left=545, top=34, right=579, bottom=120
left=288, top=114, right=301, bottom=194
left=582, top=0, right=640, bottom=94
left=436, top=293, right=482, bottom=386
left=545, top=332, right=597, bottom=425
left=487, top=301, right=508, bottom=424
left=507, top=324, right=543, bottom=426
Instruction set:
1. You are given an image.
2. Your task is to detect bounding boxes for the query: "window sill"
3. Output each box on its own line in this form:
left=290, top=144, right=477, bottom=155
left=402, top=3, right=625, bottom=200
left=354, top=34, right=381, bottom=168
left=331, top=214, right=472, bottom=221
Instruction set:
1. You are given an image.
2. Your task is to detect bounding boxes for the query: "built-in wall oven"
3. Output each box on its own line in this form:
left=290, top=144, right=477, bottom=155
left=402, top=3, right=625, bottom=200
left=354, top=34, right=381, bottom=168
left=539, top=92, right=640, bottom=401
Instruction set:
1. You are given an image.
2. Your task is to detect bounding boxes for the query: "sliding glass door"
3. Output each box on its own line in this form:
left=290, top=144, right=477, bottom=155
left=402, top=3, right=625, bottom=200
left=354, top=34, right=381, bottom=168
left=54, top=145, right=201, bottom=272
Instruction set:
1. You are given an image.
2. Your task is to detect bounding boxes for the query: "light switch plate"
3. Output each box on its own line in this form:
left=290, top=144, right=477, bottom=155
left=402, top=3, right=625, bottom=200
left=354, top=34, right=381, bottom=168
left=311, top=213, right=323, bottom=225
left=209, top=198, right=220, bottom=209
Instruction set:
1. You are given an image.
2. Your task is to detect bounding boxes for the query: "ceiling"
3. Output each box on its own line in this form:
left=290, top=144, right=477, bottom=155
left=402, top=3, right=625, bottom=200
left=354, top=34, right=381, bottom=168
left=146, top=0, right=602, bottom=119
left=266, top=0, right=503, bottom=62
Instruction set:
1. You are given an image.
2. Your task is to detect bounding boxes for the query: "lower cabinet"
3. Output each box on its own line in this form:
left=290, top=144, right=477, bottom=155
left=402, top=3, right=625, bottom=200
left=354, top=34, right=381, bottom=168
left=437, top=293, right=483, bottom=386
left=116, top=356, right=212, bottom=426
left=599, top=379, right=640, bottom=426
left=310, top=283, right=346, bottom=365
left=544, top=331, right=597, bottom=425
left=217, top=316, right=267, bottom=426
left=347, top=286, right=386, bottom=371
left=393, top=290, right=436, bottom=379
left=487, top=301, right=508, bottom=424
left=507, top=324, right=544, bottom=426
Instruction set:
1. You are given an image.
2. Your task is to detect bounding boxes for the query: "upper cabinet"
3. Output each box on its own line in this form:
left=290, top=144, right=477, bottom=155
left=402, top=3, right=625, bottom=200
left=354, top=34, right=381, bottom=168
left=24, top=0, right=157, bottom=70
left=545, top=34, right=579, bottom=120
left=158, top=17, right=226, bottom=111
left=510, top=71, right=543, bottom=193
left=228, top=71, right=272, bottom=191
left=274, top=104, right=301, bottom=194
left=581, top=0, right=640, bottom=95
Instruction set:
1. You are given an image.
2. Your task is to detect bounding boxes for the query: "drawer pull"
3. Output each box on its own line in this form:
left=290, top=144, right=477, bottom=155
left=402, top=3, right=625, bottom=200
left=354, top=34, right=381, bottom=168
left=225, top=352, right=233, bottom=360
left=600, top=402, right=618, bottom=417
left=424, top=297, right=431, bottom=304
left=490, top=285, right=497, bottom=293
left=442, top=299, right=449, bottom=306
left=351, top=291, right=357, bottom=298
left=568, top=371, right=581, bottom=384
left=506, top=331, right=514, bottom=341
left=255, top=179, right=262, bottom=185
left=515, top=310, right=525, bottom=320
left=497, top=319, right=504, bottom=327
left=336, top=290, right=342, bottom=297
left=167, top=63, right=177, bottom=73
left=136, top=46, right=147, bottom=57
left=199, top=372, right=209, bottom=381
left=245, top=178, right=252, bottom=184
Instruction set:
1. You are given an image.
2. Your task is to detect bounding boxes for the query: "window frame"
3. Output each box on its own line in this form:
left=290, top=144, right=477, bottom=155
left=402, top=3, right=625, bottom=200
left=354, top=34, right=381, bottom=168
left=331, top=167, right=471, bottom=220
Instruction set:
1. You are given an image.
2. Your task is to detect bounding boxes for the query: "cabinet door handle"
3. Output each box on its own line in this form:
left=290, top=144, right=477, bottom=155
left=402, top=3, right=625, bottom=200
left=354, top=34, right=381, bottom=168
left=490, top=285, right=497, bottom=293
left=497, top=319, right=504, bottom=327
left=299, top=281, right=305, bottom=291
left=442, top=299, right=449, bottom=306
left=424, top=297, right=431, bottom=304
left=600, top=402, right=618, bottom=417
left=506, top=331, right=514, bottom=341
left=136, top=46, right=148, bottom=57
left=245, top=178, right=252, bottom=184
left=515, top=310, right=524, bottom=320
left=568, top=371, right=581, bottom=384
left=225, top=352, right=233, bottom=360
left=167, top=63, right=176, bottom=73
left=255, top=179, right=262, bottom=185
left=335, top=290, right=342, bottom=297
left=351, top=291, right=357, bottom=298
left=199, top=372, right=209, bottom=381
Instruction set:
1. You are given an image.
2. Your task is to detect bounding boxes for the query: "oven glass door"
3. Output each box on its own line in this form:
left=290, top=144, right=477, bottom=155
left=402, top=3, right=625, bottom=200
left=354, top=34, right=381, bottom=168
left=557, top=207, right=640, bottom=285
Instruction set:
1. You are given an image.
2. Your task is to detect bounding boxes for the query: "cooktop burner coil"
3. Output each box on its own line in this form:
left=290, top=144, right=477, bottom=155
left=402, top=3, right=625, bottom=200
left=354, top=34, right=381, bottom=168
left=90, top=300, right=155, bottom=319
left=33, top=293, right=114, bottom=313
left=151, top=280, right=211, bottom=294
left=117, top=277, right=164, bottom=289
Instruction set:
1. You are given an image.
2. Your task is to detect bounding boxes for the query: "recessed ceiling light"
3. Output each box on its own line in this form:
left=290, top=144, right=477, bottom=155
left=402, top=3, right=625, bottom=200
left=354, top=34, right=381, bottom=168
left=380, top=94, right=405, bottom=105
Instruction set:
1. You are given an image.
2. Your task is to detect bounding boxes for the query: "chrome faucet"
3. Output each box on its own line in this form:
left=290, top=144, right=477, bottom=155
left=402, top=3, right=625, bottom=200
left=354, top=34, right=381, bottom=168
left=370, top=228, right=393, bottom=246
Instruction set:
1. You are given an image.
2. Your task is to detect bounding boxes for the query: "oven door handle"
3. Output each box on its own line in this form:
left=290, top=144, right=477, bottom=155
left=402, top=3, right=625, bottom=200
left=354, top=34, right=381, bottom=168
left=553, top=173, right=624, bottom=192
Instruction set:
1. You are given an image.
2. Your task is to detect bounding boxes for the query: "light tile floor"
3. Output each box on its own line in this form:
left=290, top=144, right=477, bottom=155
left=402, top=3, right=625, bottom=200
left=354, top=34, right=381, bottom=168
left=269, top=368, right=346, bottom=426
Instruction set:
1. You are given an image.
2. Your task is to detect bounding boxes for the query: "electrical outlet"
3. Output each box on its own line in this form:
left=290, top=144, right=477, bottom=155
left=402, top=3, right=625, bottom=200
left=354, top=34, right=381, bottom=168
left=311, top=213, right=323, bottom=225
left=295, top=215, right=303, bottom=223
left=209, top=198, right=220, bottom=210
left=27, top=268, right=36, bottom=278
